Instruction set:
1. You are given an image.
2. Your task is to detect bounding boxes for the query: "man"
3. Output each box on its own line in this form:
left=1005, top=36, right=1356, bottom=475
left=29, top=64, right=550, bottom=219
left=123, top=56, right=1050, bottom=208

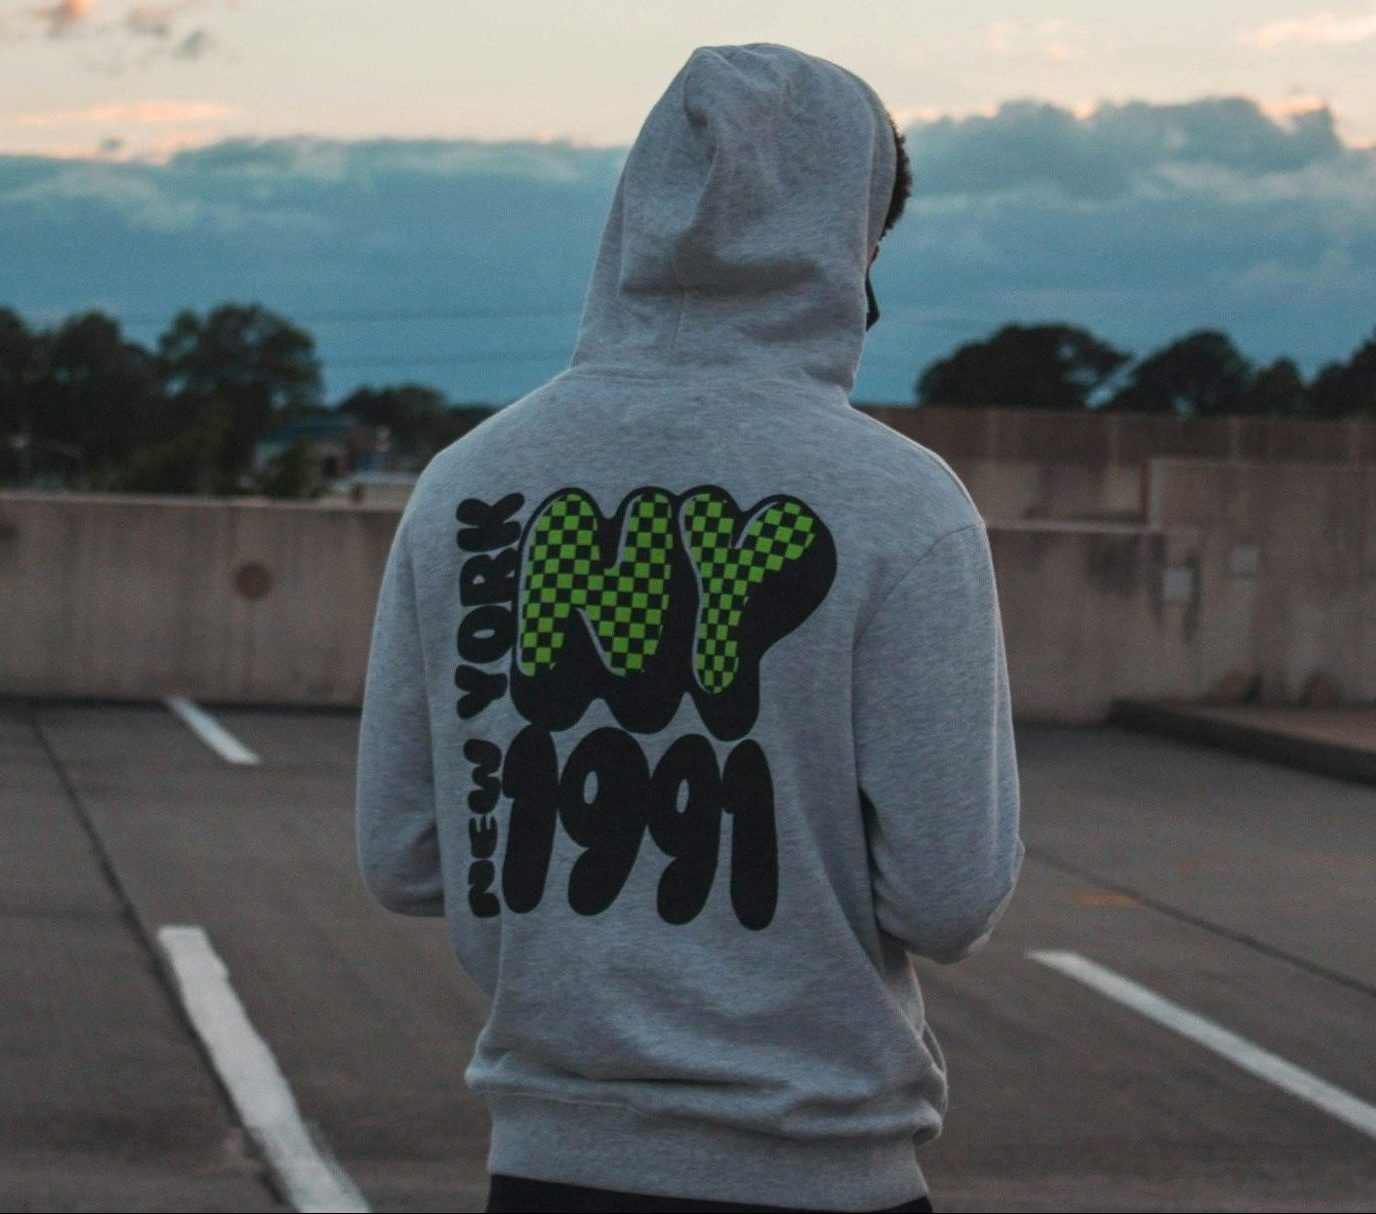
left=356, top=41, right=1024, bottom=1214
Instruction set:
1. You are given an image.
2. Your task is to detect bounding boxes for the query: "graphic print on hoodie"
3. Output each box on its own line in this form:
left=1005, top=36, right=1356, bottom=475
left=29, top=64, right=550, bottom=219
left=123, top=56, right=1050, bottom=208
left=357, top=41, right=1024, bottom=1213
left=456, top=482, right=837, bottom=933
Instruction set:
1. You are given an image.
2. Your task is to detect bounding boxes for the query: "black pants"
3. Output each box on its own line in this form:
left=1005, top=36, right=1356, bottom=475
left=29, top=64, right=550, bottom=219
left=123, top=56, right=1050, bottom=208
left=484, top=1172, right=935, bottom=1213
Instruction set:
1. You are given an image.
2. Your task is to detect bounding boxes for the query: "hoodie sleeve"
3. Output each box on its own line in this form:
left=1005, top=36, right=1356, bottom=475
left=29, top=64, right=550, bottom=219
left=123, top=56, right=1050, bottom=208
left=355, top=511, right=446, bottom=917
left=852, top=521, right=1025, bottom=965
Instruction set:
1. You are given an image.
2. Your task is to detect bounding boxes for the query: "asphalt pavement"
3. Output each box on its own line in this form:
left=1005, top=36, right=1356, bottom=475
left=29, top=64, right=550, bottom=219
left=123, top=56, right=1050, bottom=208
left=3, top=696, right=1373, bottom=1212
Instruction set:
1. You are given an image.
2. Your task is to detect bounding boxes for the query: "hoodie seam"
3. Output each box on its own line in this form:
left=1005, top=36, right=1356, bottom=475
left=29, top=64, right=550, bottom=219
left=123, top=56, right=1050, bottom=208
left=853, top=522, right=984, bottom=649
left=665, top=49, right=710, bottom=367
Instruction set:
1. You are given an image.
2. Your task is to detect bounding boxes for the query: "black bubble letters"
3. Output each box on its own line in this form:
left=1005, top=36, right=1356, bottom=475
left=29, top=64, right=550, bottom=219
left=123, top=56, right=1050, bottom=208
left=454, top=485, right=835, bottom=931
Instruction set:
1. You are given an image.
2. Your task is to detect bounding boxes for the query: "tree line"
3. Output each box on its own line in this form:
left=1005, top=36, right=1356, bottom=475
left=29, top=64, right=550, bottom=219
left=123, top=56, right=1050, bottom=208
left=1, top=302, right=1372, bottom=498
left=0, top=302, right=495, bottom=497
left=917, top=323, right=1374, bottom=419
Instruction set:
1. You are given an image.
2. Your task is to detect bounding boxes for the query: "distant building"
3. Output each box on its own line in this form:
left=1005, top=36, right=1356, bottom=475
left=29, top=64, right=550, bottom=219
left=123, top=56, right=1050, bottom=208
left=251, top=415, right=393, bottom=482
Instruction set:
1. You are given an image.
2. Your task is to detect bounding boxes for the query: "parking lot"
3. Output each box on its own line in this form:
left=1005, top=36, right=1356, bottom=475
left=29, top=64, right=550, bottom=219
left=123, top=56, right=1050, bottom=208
left=3, top=696, right=1374, bottom=1212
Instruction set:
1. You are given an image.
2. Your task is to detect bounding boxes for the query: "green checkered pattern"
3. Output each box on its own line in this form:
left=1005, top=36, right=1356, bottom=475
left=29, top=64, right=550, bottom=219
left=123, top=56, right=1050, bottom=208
left=682, top=492, right=819, bottom=693
left=518, top=489, right=676, bottom=677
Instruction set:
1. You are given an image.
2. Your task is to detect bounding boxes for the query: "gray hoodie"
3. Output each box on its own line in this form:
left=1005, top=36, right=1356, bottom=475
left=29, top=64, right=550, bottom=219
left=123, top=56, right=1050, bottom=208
left=356, top=41, right=1024, bottom=1211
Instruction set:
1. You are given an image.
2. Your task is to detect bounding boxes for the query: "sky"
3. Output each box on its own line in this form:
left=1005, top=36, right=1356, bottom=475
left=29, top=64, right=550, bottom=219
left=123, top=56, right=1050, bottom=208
left=2, top=0, right=1375, bottom=403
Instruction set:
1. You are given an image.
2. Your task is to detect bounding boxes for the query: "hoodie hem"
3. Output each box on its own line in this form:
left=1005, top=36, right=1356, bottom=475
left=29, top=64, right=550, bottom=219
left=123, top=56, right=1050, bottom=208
left=482, top=1088, right=928, bottom=1212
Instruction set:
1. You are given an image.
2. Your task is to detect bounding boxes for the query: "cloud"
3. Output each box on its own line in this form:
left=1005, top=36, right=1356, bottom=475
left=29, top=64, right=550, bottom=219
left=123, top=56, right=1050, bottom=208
left=163, top=133, right=628, bottom=185
left=20, top=0, right=99, bottom=37
left=0, top=96, right=1371, bottom=405
left=903, top=94, right=1347, bottom=201
left=1238, top=4, right=1376, bottom=49
left=0, top=0, right=231, bottom=64
left=126, top=3, right=197, bottom=37
left=0, top=99, right=235, bottom=127
left=984, top=18, right=1093, bottom=62
left=171, top=26, right=213, bottom=58
left=986, top=21, right=1018, bottom=56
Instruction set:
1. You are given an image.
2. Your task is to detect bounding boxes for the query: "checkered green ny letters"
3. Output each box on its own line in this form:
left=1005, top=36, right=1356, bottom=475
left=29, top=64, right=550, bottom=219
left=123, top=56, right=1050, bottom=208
left=518, top=489, right=676, bottom=677
left=681, top=490, right=821, bottom=693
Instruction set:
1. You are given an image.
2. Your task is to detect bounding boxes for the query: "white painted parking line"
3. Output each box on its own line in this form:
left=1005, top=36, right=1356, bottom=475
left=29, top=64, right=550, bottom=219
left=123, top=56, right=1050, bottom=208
left=1029, top=949, right=1376, bottom=1142
left=163, top=696, right=260, bottom=766
left=156, top=925, right=370, bottom=1213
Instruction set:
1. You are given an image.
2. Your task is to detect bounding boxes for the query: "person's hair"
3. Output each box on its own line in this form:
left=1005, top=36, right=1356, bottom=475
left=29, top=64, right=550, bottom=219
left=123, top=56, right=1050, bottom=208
left=881, top=115, right=912, bottom=238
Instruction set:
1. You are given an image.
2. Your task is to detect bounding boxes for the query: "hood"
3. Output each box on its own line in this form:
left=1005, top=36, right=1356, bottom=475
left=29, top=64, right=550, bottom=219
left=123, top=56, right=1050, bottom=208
left=564, top=42, right=898, bottom=397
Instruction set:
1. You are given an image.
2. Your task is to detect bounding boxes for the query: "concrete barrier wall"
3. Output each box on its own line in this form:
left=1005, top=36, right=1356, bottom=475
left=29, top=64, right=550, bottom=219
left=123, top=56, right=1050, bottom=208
left=945, top=459, right=1146, bottom=524
left=0, top=489, right=1200, bottom=721
left=1145, top=458, right=1376, bottom=704
left=6, top=467, right=1366, bottom=716
left=858, top=404, right=1376, bottom=465
left=988, top=522, right=1195, bottom=721
left=0, top=491, right=398, bottom=707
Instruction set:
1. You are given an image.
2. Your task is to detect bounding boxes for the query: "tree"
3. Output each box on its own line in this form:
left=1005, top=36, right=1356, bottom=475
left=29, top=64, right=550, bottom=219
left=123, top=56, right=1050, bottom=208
left=252, top=433, right=321, bottom=499
left=1239, top=357, right=1309, bottom=418
left=1308, top=327, right=1376, bottom=420
left=22, top=310, right=168, bottom=482
left=1101, top=329, right=1253, bottom=417
left=100, top=398, right=232, bottom=495
left=0, top=307, right=45, bottom=439
left=916, top=323, right=1131, bottom=410
left=156, top=303, right=323, bottom=491
left=337, top=382, right=449, bottom=461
